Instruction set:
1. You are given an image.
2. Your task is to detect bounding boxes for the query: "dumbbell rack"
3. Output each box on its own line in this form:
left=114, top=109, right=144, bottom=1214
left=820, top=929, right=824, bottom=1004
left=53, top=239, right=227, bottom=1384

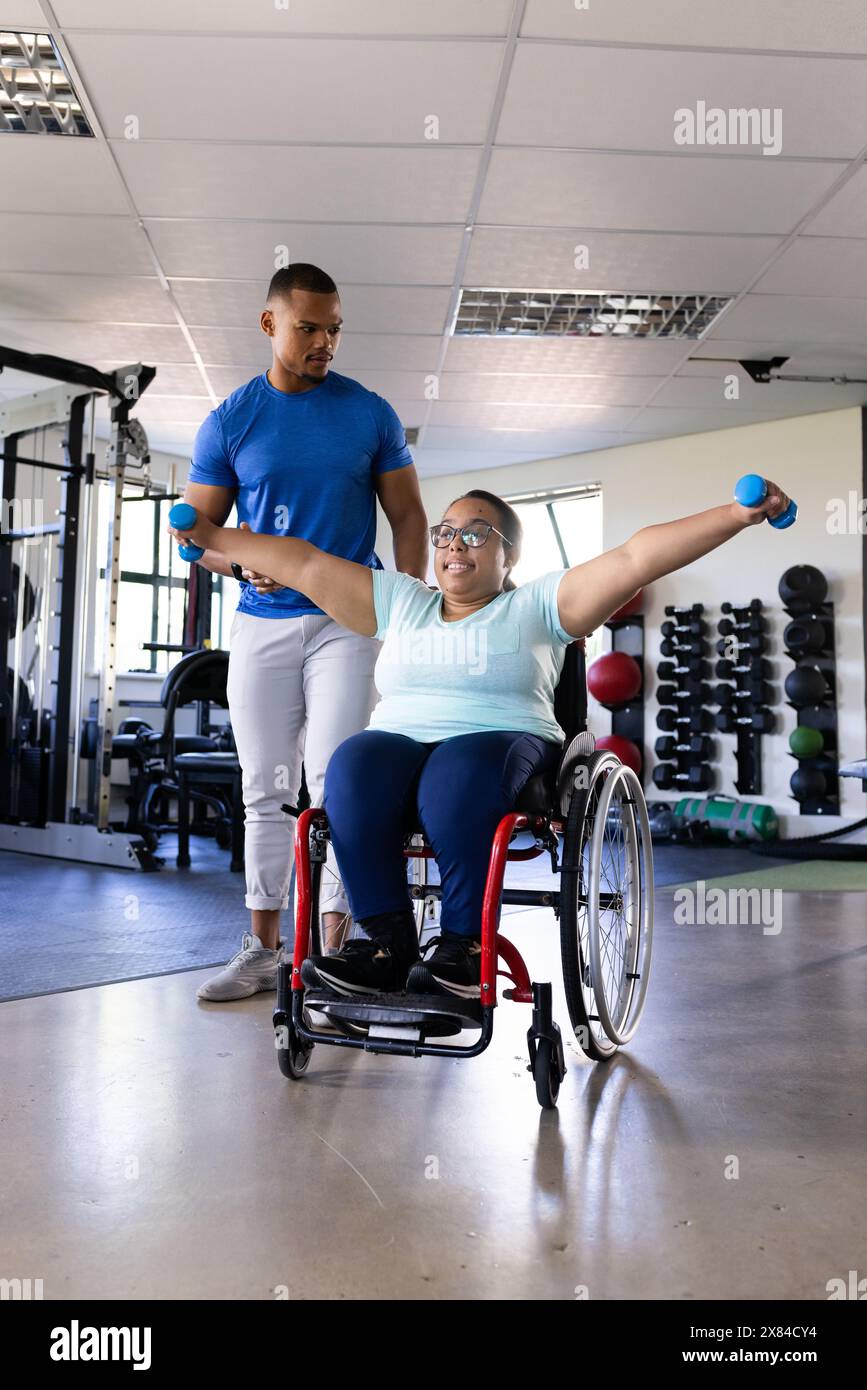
left=605, top=610, right=645, bottom=784
left=653, top=603, right=715, bottom=794
left=783, top=597, right=839, bottom=816
left=713, top=599, right=772, bottom=796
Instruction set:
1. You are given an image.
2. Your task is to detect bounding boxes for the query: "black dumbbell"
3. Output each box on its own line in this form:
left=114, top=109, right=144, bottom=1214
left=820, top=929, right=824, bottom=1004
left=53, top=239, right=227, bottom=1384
left=661, top=617, right=707, bottom=638
left=715, top=656, right=772, bottom=681
left=713, top=681, right=773, bottom=708
left=656, top=682, right=714, bottom=706
left=654, top=733, right=714, bottom=761
left=657, top=707, right=714, bottom=734
left=661, top=636, right=707, bottom=659
left=657, top=658, right=710, bottom=682
left=652, top=763, right=714, bottom=791
left=715, top=633, right=766, bottom=656
left=718, top=614, right=767, bottom=637
left=721, top=599, right=763, bottom=615
left=664, top=603, right=704, bottom=617
left=715, top=708, right=775, bottom=733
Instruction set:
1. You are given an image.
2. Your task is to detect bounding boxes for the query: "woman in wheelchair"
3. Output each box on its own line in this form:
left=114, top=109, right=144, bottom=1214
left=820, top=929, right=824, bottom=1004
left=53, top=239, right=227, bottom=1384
left=171, top=478, right=792, bottom=1003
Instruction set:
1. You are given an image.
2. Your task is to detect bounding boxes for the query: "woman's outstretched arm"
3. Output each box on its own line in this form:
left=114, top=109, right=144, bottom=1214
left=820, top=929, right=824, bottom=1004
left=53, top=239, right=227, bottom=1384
left=169, top=514, right=378, bottom=637
left=556, top=479, right=793, bottom=639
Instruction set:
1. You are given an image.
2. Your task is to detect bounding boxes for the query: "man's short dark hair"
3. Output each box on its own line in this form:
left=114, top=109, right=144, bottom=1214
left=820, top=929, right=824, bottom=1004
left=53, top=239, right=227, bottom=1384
left=267, top=264, right=338, bottom=301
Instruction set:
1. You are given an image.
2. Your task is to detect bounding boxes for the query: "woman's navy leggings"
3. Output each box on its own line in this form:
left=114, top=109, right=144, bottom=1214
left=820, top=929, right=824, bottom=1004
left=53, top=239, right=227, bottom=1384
left=323, top=729, right=562, bottom=938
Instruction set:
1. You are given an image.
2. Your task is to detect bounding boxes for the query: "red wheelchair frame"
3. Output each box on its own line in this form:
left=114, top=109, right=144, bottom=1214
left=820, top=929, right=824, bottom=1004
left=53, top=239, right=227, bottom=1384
left=273, top=643, right=654, bottom=1108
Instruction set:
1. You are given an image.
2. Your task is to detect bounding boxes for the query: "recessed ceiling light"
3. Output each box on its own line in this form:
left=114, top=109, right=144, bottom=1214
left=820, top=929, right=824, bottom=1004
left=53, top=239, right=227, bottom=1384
left=453, top=289, right=731, bottom=339
left=0, top=31, right=92, bottom=135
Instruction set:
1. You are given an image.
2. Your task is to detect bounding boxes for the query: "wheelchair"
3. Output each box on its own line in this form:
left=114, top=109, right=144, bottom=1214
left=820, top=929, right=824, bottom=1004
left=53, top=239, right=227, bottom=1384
left=273, top=641, right=655, bottom=1110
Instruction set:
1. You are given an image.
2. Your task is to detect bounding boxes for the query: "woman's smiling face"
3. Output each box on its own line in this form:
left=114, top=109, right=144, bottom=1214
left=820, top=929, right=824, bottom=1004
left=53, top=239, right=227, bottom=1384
left=433, top=495, right=514, bottom=603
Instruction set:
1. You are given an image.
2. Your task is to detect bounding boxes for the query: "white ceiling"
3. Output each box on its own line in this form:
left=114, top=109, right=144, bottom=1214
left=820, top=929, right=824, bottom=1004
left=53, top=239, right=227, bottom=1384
left=0, top=0, right=866, bottom=477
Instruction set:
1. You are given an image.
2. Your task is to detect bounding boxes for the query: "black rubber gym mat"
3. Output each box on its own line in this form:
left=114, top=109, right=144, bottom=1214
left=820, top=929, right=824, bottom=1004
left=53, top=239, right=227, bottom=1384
left=0, top=837, right=246, bottom=1002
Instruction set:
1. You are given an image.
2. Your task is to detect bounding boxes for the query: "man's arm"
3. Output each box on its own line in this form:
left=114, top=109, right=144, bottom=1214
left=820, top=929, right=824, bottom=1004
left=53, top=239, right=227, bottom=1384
left=182, top=482, right=236, bottom=578
left=375, top=465, right=429, bottom=580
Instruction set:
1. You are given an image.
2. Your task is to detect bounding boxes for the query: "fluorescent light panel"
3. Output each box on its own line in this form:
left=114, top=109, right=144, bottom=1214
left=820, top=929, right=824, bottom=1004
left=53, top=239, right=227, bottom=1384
left=454, top=290, right=732, bottom=339
left=0, top=31, right=92, bottom=136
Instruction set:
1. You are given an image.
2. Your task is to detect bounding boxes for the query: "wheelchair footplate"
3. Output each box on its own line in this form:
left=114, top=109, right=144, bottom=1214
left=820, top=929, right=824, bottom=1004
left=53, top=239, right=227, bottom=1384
left=304, top=988, right=482, bottom=1042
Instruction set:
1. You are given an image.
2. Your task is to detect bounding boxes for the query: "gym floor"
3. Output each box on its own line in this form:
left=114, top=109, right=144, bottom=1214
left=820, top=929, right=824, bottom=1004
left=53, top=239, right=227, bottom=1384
left=1, top=864, right=863, bottom=1300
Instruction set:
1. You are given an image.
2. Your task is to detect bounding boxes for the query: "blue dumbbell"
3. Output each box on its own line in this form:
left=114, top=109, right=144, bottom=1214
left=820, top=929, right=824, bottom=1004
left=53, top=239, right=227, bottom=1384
left=734, top=474, right=797, bottom=530
left=169, top=502, right=205, bottom=561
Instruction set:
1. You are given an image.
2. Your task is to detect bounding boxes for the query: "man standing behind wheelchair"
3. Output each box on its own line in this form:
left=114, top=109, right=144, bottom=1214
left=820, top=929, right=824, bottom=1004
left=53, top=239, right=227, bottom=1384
left=171, top=476, right=792, bottom=1001
left=184, top=263, right=428, bottom=1003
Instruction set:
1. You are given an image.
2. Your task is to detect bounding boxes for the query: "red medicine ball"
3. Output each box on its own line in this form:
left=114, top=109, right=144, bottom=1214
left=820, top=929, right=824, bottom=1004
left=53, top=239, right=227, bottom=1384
left=587, top=651, right=642, bottom=707
left=595, top=735, right=642, bottom=774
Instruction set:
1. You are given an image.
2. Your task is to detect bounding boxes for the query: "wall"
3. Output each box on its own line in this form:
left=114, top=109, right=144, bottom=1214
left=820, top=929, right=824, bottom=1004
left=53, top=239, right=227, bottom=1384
left=377, top=407, right=866, bottom=832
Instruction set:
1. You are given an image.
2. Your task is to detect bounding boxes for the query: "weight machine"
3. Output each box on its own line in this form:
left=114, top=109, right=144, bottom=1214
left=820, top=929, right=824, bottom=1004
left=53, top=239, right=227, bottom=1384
left=0, top=344, right=160, bottom=869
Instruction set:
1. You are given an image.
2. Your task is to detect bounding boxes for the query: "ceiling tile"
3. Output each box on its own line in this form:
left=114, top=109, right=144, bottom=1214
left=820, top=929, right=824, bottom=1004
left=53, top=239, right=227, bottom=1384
left=114, top=142, right=480, bottom=222
left=443, top=334, right=688, bottom=375
left=70, top=35, right=502, bottom=143
left=134, top=395, right=212, bottom=424
left=520, top=0, right=867, bottom=53
left=752, top=237, right=867, bottom=296
left=428, top=401, right=637, bottom=430
left=191, top=328, right=442, bottom=371
left=0, top=213, right=153, bottom=275
left=465, top=227, right=780, bottom=292
left=412, top=448, right=546, bottom=478
left=422, top=426, right=624, bottom=453
left=709, top=293, right=867, bottom=344
left=499, top=44, right=867, bottom=158
left=0, top=138, right=129, bottom=216
left=171, top=280, right=452, bottom=334
left=55, top=0, right=513, bottom=35
left=147, top=221, right=463, bottom=283
left=3, top=2, right=46, bottom=23
left=804, top=166, right=867, bottom=236
left=0, top=274, right=173, bottom=323
left=479, top=149, right=843, bottom=234
left=0, top=320, right=194, bottom=364
left=128, top=363, right=213, bottom=395
left=435, top=372, right=660, bottom=406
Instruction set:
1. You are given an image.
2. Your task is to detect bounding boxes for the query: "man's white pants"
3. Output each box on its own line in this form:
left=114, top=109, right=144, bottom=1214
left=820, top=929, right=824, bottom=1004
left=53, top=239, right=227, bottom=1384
left=227, top=609, right=379, bottom=915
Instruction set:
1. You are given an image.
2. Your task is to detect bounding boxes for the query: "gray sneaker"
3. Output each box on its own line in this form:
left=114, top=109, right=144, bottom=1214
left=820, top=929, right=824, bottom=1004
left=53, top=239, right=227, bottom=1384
left=197, top=933, right=284, bottom=1002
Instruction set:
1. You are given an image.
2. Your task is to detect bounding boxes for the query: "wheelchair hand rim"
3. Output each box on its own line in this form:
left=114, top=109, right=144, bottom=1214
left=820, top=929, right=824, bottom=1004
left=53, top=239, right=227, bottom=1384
left=586, top=762, right=654, bottom=1045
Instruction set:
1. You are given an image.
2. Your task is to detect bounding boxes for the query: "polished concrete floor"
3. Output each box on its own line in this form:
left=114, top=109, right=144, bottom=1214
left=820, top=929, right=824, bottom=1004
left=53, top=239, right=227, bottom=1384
left=0, top=886, right=864, bottom=1301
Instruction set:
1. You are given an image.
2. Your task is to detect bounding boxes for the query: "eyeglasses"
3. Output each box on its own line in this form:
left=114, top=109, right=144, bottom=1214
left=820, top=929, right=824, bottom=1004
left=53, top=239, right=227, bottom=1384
left=430, top=519, right=513, bottom=549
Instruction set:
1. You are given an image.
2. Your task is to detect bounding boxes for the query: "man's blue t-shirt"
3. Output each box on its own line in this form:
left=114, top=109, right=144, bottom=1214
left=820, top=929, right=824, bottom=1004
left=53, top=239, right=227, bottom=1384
left=188, top=370, right=413, bottom=618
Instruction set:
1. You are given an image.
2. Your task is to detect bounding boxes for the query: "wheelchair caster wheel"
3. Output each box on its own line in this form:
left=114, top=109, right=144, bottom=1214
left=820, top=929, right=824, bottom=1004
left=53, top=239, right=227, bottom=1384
left=275, top=1021, right=313, bottom=1080
left=530, top=1036, right=561, bottom=1110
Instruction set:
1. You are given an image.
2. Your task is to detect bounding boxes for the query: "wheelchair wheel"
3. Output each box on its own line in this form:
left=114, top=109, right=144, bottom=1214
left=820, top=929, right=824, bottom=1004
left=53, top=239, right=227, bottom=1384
left=560, top=750, right=624, bottom=1060
left=585, top=763, right=654, bottom=1046
left=532, top=1037, right=561, bottom=1110
left=276, top=1020, right=313, bottom=1080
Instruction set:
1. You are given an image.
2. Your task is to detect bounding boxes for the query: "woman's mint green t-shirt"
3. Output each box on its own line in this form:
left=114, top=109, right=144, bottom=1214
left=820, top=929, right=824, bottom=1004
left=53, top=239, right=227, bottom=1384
left=367, top=569, right=573, bottom=744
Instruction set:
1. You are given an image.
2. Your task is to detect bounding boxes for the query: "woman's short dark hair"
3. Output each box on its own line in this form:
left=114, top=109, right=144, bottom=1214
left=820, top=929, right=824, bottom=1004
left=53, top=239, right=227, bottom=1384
left=448, top=488, right=523, bottom=591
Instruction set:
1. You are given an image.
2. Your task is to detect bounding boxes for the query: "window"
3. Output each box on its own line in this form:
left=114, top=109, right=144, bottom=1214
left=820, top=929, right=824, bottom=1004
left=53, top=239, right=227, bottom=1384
left=506, top=484, right=604, bottom=658
left=93, top=489, right=225, bottom=676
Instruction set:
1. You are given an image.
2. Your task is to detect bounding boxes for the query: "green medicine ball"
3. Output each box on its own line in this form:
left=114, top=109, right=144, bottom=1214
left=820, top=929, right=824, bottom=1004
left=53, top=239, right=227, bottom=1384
left=789, top=725, right=824, bottom=759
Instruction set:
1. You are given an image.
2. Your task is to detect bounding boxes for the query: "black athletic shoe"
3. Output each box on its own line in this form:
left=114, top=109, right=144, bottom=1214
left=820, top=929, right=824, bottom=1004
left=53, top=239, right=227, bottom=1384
left=406, top=933, right=482, bottom=1000
left=300, top=939, right=407, bottom=997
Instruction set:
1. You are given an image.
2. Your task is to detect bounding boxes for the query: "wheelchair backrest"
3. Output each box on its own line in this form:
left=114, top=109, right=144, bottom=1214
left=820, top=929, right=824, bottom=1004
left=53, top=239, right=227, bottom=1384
left=553, top=640, right=587, bottom=745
